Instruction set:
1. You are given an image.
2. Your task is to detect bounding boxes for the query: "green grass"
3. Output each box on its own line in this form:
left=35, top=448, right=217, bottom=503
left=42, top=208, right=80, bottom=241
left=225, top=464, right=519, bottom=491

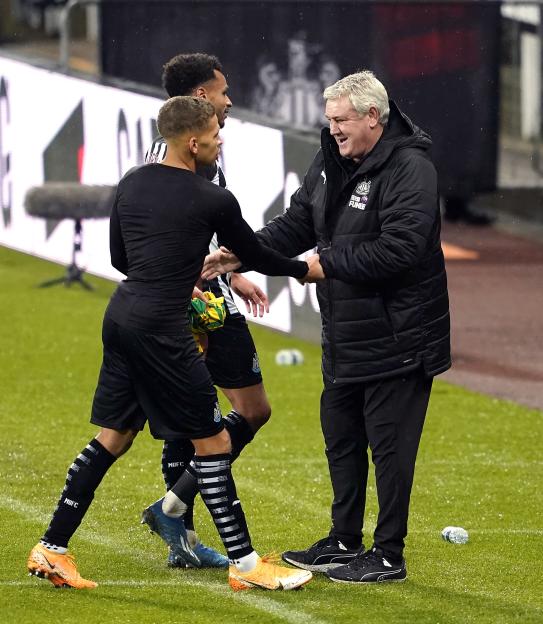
left=0, top=245, right=542, bottom=624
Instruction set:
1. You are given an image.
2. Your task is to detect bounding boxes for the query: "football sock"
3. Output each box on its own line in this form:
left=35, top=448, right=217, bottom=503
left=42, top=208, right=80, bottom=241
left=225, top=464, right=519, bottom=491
left=162, top=412, right=253, bottom=517
left=224, top=410, right=255, bottom=461
left=161, top=440, right=195, bottom=530
left=39, top=541, right=67, bottom=554
left=162, top=462, right=199, bottom=518
left=193, top=454, right=254, bottom=560
left=42, top=438, right=116, bottom=548
left=232, top=550, right=259, bottom=572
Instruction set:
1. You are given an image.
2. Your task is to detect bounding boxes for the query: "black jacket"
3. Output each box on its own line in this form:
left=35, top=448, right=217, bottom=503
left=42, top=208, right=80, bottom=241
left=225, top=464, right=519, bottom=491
left=257, top=101, right=451, bottom=383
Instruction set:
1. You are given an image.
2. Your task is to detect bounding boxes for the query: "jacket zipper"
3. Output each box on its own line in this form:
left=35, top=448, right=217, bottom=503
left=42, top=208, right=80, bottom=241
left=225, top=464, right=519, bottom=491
left=326, top=241, right=336, bottom=382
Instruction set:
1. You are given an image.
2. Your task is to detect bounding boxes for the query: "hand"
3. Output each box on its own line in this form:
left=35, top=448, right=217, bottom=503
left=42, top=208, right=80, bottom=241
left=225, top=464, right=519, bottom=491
left=298, top=253, right=325, bottom=284
left=230, top=273, right=270, bottom=317
left=191, top=285, right=208, bottom=302
left=202, top=246, right=241, bottom=280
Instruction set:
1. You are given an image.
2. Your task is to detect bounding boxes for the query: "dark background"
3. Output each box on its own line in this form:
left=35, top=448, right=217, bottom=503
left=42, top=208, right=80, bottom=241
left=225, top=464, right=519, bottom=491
left=100, top=1, right=501, bottom=195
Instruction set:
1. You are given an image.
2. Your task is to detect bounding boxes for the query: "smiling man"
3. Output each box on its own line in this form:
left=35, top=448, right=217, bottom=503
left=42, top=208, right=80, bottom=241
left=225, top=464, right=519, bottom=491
left=203, top=70, right=451, bottom=584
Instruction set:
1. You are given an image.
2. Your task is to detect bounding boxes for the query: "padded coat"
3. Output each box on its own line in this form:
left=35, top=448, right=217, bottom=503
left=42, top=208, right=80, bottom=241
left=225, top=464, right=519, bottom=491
left=257, top=101, right=451, bottom=383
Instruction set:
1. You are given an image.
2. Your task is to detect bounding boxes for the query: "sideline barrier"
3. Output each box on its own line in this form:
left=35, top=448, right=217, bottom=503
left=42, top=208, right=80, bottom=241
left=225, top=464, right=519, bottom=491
left=0, top=54, right=322, bottom=341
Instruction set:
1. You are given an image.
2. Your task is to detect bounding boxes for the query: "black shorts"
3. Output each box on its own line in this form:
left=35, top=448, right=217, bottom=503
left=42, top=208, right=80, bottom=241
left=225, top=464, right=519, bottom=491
left=205, top=314, right=263, bottom=389
left=90, top=316, right=224, bottom=440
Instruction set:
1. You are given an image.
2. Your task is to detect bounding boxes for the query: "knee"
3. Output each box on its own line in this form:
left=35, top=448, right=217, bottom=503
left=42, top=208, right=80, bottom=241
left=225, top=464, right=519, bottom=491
left=192, top=428, right=232, bottom=456
left=251, top=404, right=272, bottom=430
left=241, top=402, right=271, bottom=432
left=96, top=428, right=138, bottom=458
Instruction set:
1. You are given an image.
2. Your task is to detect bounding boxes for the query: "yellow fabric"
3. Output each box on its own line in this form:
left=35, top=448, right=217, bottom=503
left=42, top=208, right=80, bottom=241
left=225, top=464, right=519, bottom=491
left=189, top=291, right=226, bottom=352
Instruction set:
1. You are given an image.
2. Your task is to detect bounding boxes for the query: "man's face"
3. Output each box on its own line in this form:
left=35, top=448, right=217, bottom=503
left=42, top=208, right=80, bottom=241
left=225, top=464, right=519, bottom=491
left=325, top=95, right=379, bottom=161
left=195, top=115, right=222, bottom=165
left=200, top=70, right=232, bottom=128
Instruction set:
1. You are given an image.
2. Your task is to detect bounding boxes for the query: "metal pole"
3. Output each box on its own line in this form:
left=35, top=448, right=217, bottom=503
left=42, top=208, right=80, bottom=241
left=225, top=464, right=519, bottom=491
left=59, top=0, right=99, bottom=70
left=538, top=3, right=543, bottom=172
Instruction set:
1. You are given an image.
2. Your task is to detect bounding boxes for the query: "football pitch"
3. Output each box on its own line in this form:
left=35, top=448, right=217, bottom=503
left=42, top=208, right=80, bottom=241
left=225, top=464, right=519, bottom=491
left=0, top=245, right=541, bottom=624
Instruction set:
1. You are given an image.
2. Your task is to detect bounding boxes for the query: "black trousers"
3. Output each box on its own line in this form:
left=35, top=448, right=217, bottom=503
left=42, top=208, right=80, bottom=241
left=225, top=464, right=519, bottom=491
left=320, top=368, right=433, bottom=559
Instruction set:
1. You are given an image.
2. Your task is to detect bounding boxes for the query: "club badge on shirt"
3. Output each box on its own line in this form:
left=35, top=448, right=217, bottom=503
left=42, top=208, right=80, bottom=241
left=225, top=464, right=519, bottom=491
left=348, top=178, right=372, bottom=210
left=213, top=402, right=222, bottom=423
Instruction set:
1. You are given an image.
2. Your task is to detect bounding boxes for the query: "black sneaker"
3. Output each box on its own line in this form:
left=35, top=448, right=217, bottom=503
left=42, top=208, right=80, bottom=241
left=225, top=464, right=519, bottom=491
left=282, top=536, right=360, bottom=573
left=327, top=546, right=407, bottom=583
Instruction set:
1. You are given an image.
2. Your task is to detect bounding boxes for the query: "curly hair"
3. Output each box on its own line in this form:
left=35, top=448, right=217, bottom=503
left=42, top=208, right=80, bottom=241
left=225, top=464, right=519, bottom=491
left=162, top=53, right=224, bottom=97
left=157, top=96, right=216, bottom=139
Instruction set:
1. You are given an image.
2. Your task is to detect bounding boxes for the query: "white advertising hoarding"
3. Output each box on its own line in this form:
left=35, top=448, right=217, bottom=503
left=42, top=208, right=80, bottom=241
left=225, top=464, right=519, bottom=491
left=0, top=56, right=321, bottom=337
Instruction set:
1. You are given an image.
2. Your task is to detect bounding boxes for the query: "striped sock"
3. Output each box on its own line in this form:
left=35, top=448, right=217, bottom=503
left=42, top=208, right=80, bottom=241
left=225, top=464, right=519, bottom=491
left=193, top=454, right=253, bottom=560
left=161, top=440, right=195, bottom=529
left=42, top=438, right=116, bottom=548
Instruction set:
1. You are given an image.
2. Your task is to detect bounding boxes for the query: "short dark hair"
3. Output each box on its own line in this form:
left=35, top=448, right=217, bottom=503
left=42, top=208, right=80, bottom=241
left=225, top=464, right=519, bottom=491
left=157, top=96, right=216, bottom=139
left=162, top=53, right=224, bottom=97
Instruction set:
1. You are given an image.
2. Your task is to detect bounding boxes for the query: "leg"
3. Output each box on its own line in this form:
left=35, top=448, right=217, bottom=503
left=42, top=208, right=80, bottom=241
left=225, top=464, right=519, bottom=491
left=95, top=427, right=138, bottom=457
left=208, top=315, right=268, bottom=458
left=159, top=383, right=270, bottom=519
left=365, top=370, right=433, bottom=559
left=282, top=382, right=365, bottom=573
left=28, top=316, right=146, bottom=588
left=161, top=439, right=196, bottom=529
left=146, top=318, right=268, bottom=565
left=321, top=382, right=367, bottom=548
left=28, top=427, right=137, bottom=588
left=190, top=430, right=312, bottom=591
left=327, top=372, right=431, bottom=584
left=220, top=383, right=270, bottom=461
left=152, top=383, right=267, bottom=567
left=220, top=382, right=271, bottom=434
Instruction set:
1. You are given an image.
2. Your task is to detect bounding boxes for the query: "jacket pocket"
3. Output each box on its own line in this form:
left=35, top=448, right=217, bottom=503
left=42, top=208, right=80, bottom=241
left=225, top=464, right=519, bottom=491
left=382, top=297, right=399, bottom=342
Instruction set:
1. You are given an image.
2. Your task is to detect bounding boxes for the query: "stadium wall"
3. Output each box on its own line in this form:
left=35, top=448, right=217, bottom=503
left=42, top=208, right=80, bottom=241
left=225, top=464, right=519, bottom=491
left=0, top=53, right=322, bottom=341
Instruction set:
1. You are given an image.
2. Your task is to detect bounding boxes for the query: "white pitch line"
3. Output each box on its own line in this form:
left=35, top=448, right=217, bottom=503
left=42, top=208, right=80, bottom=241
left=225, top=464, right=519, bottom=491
left=1, top=580, right=184, bottom=587
left=1, top=493, right=328, bottom=624
left=419, top=459, right=543, bottom=468
left=409, top=527, right=543, bottom=536
left=3, top=577, right=327, bottom=624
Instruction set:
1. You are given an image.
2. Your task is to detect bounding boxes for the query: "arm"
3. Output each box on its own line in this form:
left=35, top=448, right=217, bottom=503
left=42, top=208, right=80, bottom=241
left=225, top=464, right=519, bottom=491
left=203, top=156, right=322, bottom=279
left=109, top=192, right=127, bottom=275
left=255, top=154, right=321, bottom=255
left=319, top=154, right=439, bottom=283
left=214, top=194, right=308, bottom=279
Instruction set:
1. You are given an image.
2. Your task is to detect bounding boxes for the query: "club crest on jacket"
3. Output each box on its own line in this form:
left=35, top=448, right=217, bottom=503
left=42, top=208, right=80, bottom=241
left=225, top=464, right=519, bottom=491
left=349, top=178, right=372, bottom=210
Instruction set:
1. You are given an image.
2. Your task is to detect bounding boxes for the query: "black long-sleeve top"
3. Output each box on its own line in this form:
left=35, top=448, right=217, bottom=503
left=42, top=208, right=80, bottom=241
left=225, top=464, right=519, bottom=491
left=108, top=163, right=307, bottom=333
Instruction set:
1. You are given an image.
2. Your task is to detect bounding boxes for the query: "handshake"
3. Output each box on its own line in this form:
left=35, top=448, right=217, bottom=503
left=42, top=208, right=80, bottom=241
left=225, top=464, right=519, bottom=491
left=201, top=247, right=325, bottom=284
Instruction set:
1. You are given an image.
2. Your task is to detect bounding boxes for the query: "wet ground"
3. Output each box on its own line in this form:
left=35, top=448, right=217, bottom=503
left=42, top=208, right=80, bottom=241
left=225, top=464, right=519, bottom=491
left=441, top=219, right=543, bottom=411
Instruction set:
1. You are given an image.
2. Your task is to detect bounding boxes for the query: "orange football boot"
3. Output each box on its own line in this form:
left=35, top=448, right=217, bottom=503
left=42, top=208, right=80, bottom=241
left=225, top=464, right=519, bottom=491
left=27, top=543, right=97, bottom=589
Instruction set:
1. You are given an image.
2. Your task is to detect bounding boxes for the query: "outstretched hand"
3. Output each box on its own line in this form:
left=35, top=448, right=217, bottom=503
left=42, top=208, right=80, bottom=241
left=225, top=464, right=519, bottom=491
left=230, top=273, right=270, bottom=317
left=202, top=246, right=241, bottom=280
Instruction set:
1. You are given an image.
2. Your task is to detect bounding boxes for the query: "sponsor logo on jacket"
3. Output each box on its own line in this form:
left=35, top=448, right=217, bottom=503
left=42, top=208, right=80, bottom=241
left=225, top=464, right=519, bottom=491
left=348, top=178, right=371, bottom=210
